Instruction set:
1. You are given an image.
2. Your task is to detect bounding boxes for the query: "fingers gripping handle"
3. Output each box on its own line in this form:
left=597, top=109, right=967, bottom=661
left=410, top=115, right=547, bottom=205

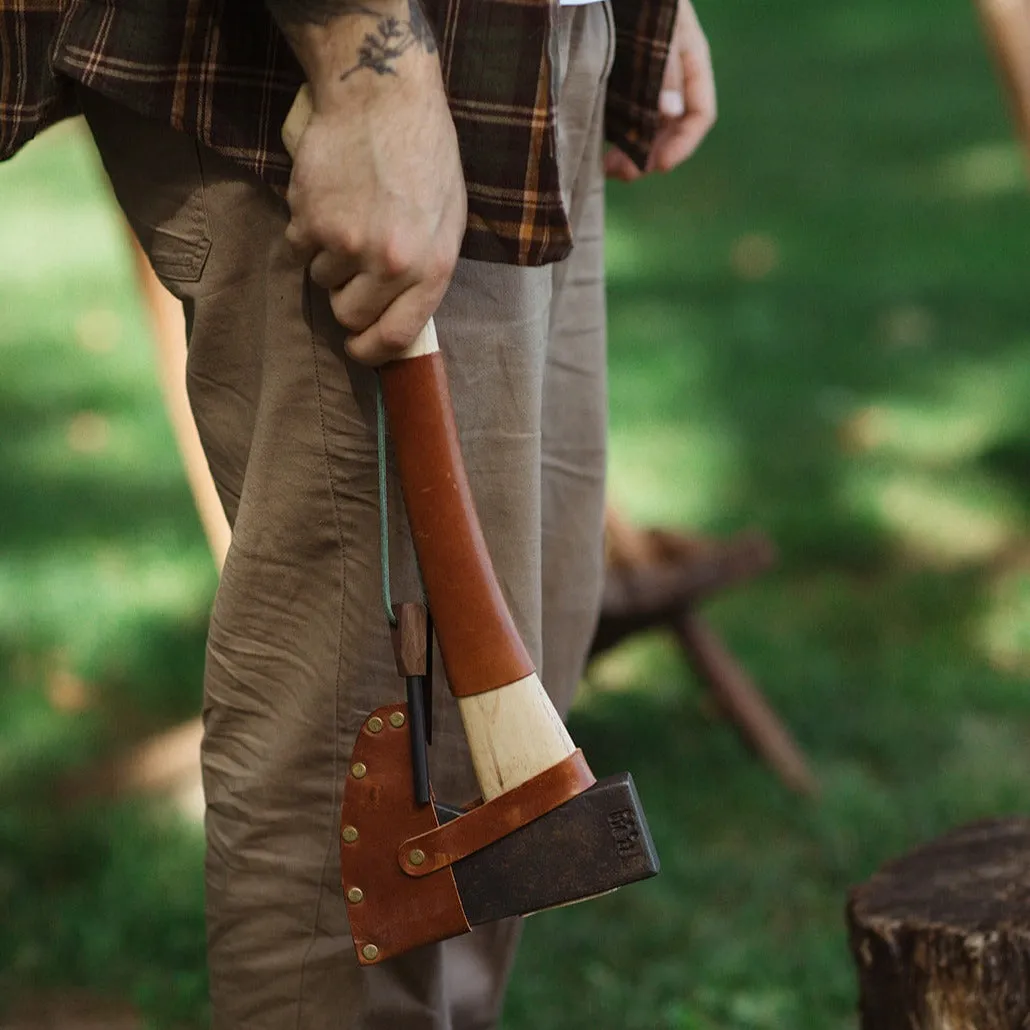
left=283, top=84, right=440, bottom=361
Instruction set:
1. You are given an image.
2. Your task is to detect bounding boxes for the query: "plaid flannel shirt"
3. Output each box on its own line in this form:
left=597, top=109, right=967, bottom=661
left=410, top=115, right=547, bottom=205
left=0, top=0, right=676, bottom=265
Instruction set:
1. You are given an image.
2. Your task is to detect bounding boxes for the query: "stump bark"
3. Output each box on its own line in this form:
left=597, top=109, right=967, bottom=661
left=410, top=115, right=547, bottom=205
left=848, top=818, right=1030, bottom=1029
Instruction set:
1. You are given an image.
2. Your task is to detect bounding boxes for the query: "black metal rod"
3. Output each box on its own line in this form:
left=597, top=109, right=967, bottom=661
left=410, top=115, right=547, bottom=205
left=407, top=674, right=431, bottom=805
left=423, top=609, right=434, bottom=746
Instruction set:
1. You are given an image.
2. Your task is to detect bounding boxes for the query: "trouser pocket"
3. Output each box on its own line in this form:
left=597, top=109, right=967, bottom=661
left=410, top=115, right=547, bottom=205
left=77, top=86, right=211, bottom=284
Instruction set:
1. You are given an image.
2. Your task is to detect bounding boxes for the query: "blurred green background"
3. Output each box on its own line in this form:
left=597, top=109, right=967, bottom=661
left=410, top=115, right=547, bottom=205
left=5, top=0, right=1030, bottom=1026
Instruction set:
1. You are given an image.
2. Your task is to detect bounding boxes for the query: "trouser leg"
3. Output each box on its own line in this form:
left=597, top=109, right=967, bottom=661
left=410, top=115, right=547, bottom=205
left=542, top=2, right=611, bottom=712
left=77, top=4, right=610, bottom=1025
left=434, top=9, right=612, bottom=1025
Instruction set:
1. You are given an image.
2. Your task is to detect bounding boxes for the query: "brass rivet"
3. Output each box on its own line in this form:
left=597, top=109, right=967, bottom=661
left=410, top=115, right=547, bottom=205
left=362, top=944, right=380, bottom=962
left=367, top=716, right=384, bottom=734
left=347, top=887, right=364, bottom=904
left=408, top=848, right=426, bottom=867
left=342, top=825, right=359, bottom=844
left=351, top=762, right=367, bottom=779
left=389, top=711, right=406, bottom=729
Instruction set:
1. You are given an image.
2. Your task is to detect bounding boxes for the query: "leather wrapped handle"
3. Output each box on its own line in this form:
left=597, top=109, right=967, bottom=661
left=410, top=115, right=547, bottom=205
left=382, top=350, right=535, bottom=696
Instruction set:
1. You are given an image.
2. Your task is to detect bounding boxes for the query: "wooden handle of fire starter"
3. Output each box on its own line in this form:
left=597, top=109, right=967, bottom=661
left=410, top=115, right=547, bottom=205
left=283, top=87, right=575, bottom=799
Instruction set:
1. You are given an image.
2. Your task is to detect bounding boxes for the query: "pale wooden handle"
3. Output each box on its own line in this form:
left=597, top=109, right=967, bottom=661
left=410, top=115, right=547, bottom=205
left=282, top=85, right=575, bottom=799
left=460, top=674, right=574, bottom=799
left=280, top=83, right=313, bottom=159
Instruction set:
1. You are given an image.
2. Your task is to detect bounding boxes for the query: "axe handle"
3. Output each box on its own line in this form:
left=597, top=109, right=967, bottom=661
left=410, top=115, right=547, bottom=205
left=283, top=87, right=575, bottom=799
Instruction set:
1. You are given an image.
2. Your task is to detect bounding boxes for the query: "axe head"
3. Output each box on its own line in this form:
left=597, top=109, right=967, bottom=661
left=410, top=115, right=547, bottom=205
left=441, top=773, right=659, bottom=924
left=340, top=704, right=659, bottom=965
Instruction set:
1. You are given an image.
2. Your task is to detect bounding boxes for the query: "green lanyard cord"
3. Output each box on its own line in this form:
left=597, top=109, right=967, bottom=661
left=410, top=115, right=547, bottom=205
left=376, top=373, right=397, bottom=628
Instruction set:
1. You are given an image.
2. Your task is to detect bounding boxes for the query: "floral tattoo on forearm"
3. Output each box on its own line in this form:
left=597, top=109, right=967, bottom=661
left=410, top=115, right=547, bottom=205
left=266, top=0, right=437, bottom=80
left=343, top=0, right=437, bottom=81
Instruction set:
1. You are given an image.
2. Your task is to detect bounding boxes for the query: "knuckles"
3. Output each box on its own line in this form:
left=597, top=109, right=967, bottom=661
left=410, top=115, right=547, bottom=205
left=380, top=234, right=418, bottom=279
left=426, top=242, right=459, bottom=287
left=324, top=223, right=366, bottom=259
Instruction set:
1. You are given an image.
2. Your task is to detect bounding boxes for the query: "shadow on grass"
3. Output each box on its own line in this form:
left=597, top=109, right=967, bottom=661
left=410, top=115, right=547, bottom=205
left=0, top=387, right=204, bottom=551
left=0, top=800, right=208, bottom=1029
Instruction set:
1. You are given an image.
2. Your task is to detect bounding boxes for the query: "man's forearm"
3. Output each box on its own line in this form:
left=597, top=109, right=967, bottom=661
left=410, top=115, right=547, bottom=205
left=267, top=0, right=438, bottom=91
left=266, top=0, right=464, bottom=366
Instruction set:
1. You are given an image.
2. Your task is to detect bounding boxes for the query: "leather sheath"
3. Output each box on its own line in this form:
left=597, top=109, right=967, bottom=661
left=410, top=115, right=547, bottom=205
left=398, top=749, right=596, bottom=876
left=381, top=353, right=535, bottom=698
left=340, top=703, right=470, bottom=965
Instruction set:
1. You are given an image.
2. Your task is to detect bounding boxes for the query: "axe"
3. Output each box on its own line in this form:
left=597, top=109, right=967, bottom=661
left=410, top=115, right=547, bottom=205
left=283, top=88, right=659, bottom=965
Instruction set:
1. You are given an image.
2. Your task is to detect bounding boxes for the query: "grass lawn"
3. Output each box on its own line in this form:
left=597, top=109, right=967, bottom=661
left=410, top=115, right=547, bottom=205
left=4, top=0, right=1030, bottom=1026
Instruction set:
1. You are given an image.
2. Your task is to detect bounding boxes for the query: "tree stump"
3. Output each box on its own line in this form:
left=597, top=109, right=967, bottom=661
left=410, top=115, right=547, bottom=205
left=847, top=818, right=1030, bottom=1029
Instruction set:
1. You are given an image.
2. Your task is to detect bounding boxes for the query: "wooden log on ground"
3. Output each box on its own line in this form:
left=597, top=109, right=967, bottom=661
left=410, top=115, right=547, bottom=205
left=597, top=510, right=811, bottom=791
left=848, top=817, right=1030, bottom=1029
left=592, top=508, right=816, bottom=795
left=592, top=519, right=777, bottom=657
left=675, top=614, right=817, bottom=796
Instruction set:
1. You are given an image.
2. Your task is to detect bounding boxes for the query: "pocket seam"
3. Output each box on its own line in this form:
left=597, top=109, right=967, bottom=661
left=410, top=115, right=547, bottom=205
left=145, top=137, right=212, bottom=283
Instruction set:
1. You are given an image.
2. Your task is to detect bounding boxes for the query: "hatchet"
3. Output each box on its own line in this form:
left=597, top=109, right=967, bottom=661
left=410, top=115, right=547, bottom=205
left=283, top=88, right=659, bottom=965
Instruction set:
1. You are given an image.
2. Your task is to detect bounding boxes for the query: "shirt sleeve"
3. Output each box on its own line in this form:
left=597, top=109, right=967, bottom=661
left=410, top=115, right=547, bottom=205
left=605, top=0, right=678, bottom=169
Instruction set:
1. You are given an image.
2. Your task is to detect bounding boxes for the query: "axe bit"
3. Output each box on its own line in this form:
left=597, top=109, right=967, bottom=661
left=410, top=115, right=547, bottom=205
left=436, top=773, right=659, bottom=923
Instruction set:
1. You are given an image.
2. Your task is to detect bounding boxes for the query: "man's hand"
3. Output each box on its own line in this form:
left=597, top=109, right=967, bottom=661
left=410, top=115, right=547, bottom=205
left=271, top=1, right=467, bottom=365
left=604, top=0, right=716, bottom=182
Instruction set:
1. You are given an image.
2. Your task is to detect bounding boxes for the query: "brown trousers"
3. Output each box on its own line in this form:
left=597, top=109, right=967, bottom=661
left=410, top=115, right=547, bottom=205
left=81, top=5, right=612, bottom=1026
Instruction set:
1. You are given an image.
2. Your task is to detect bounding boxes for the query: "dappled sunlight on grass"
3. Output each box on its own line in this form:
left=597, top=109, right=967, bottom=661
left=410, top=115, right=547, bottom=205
left=827, top=344, right=1030, bottom=567
left=835, top=403, right=997, bottom=465
left=846, top=467, right=1022, bottom=566
left=582, top=634, right=686, bottom=703
left=609, top=424, right=741, bottom=528
left=0, top=122, right=129, bottom=287
left=0, top=544, right=212, bottom=653
left=604, top=296, right=748, bottom=530
left=934, top=139, right=1027, bottom=198
left=605, top=217, right=660, bottom=283
left=977, top=563, right=1030, bottom=673
left=0, top=205, right=127, bottom=285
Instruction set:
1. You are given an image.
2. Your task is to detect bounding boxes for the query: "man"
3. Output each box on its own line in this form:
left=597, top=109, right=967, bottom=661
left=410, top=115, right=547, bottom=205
left=1, top=0, right=714, bottom=1025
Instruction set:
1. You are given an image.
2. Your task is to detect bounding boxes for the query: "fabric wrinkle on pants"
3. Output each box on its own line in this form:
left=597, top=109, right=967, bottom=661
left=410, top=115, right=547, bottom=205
left=79, top=4, right=613, bottom=1027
